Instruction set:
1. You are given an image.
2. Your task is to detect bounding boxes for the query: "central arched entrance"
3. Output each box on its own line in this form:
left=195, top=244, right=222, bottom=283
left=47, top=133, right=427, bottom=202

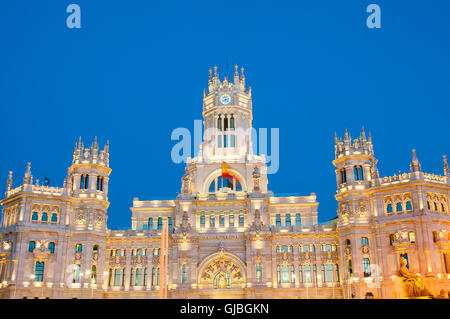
left=197, top=249, right=247, bottom=298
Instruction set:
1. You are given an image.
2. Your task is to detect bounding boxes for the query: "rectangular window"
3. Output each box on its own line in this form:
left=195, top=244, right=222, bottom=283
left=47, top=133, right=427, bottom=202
left=229, top=214, right=234, bottom=226
left=230, top=135, right=235, bottom=147
left=295, top=214, right=301, bottom=226
left=239, top=213, right=244, bottom=226
left=35, top=262, right=44, bottom=282
left=223, top=135, right=228, bottom=148
left=275, top=214, right=281, bottom=227
left=298, top=265, right=303, bottom=283
left=408, top=232, right=415, bottom=243
left=285, top=214, right=291, bottom=226
left=210, top=215, right=215, bottom=227
left=281, top=265, right=289, bottom=283
left=326, top=264, right=333, bottom=283
left=256, top=263, right=262, bottom=283
left=217, top=135, right=222, bottom=148
left=200, top=213, right=205, bottom=227
left=219, top=213, right=225, bottom=226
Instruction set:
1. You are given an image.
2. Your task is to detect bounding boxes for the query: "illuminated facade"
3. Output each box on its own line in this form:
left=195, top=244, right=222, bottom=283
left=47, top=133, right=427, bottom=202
left=0, top=67, right=450, bottom=299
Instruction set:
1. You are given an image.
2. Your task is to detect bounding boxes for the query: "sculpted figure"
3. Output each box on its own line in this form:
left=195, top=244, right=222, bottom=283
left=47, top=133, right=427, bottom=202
left=398, top=257, right=432, bottom=298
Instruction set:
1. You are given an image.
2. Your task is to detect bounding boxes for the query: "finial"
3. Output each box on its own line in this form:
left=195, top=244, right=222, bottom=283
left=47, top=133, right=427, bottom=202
left=443, top=155, right=449, bottom=177
left=214, top=65, right=218, bottom=76
left=6, top=171, right=13, bottom=192
left=410, top=149, right=421, bottom=173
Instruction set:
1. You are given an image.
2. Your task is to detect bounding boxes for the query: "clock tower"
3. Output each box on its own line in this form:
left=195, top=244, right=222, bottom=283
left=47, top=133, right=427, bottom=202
left=180, top=65, right=268, bottom=197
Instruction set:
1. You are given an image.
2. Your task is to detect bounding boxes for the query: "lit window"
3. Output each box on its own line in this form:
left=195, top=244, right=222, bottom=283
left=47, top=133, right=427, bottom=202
left=182, top=264, right=187, bottom=284
left=285, top=214, right=291, bottom=226
left=295, top=214, right=301, bottom=226
left=275, top=214, right=281, bottom=227
left=75, top=244, right=82, bottom=253
left=363, top=258, right=371, bottom=277
left=406, top=201, right=412, bottom=211
left=361, top=237, right=369, bottom=246
left=34, top=262, right=44, bottom=282
left=28, top=241, right=36, bottom=253
left=387, top=203, right=393, bottom=214
left=256, top=263, right=262, bottom=283
left=408, top=232, right=415, bottom=243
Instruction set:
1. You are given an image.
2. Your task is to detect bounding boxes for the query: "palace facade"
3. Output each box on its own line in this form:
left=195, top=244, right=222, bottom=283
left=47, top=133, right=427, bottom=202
left=0, top=67, right=450, bottom=299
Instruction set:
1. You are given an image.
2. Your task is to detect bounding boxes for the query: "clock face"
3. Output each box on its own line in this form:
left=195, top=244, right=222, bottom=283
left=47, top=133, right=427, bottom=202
left=220, top=94, right=231, bottom=105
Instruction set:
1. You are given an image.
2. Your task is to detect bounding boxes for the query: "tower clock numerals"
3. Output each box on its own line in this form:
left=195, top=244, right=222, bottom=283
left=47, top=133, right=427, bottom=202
left=220, top=94, right=231, bottom=105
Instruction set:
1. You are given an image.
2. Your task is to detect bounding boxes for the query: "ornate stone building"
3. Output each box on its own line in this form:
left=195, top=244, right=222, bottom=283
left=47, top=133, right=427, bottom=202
left=0, top=67, right=449, bottom=299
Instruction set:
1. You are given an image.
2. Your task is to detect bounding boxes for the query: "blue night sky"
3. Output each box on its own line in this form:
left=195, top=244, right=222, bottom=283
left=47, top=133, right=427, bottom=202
left=1, top=1, right=449, bottom=229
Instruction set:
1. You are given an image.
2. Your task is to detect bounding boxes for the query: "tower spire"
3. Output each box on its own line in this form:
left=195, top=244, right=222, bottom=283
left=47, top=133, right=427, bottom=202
left=410, top=149, right=421, bottom=173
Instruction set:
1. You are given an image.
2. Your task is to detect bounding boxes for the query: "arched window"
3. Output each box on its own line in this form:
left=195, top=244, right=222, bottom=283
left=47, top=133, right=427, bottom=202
left=144, top=268, right=148, bottom=286
left=41, top=212, right=48, bottom=222
left=313, top=265, right=317, bottom=283
left=396, top=202, right=403, bottom=212
left=321, top=264, right=326, bottom=282
left=48, top=242, right=55, bottom=254
left=209, top=180, right=216, bottom=192
left=168, top=217, right=172, bottom=229
left=230, top=114, right=235, bottom=130
left=35, top=262, right=44, bottom=282
left=114, top=269, right=121, bottom=286
left=281, top=245, right=288, bottom=253
left=354, top=166, right=364, bottom=181
left=427, top=200, right=431, bottom=210
left=84, top=175, right=89, bottom=189
left=435, top=202, right=439, bottom=212
left=91, top=265, right=97, bottom=283
left=75, top=244, right=82, bottom=253
left=137, top=249, right=143, bottom=256
left=135, top=268, right=143, bottom=286
left=219, top=212, right=225, bottom=226
left=298, top=265, right=303, bottom=283
left=148, top=217, right=153, bottom=229
left=275, top=214, right=281, bottom=227
left=73, top=264, right=81, bottom=283
left=334, top=264, right=339, bottom=282
left=326, top=264, right=333, bottom=282
left=129, top=268, right=134, bottom=286
left=295, top=213, right=301, bottom=226
left=224, top=114, right=229, bottom=131
left=442, top=203, right=446, bottom=213
left=291, top=265, right=295, bottom=283
left=303, top=245, right=310, bottom=252
left=51, top=213, right=58, bottom=223
left=217, top=114, right=222, bottom=131
left=340, top=169, right=347, bottom=184
left=281, top=265, right=289, bottom=283
left=406, top=201, right=413, bottom=211
left=31, top=211, right=39, bottom=221
left=363, top=258, right=371, bottom=277
left=116, top=249, right=122, bottom=256
left=28, top=241, right=36, bottom=253
left=304, top=265, right=312, bottom=283
left=361, top=237, right=369, bottom=246
left=325, top=244, right=332, bottom=251
left=400, top=253, right=409, bottom=269
left=157, top=218, right=163, bottom=230
left=209, top=174, right=242, bottom=192
left=386, top=203, right=393, bottom=214
left=285, top=214, right=291, bottom=226
left=346, top=239, right=351, bottom=248
left=80, top=175, right=85, bottom=189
